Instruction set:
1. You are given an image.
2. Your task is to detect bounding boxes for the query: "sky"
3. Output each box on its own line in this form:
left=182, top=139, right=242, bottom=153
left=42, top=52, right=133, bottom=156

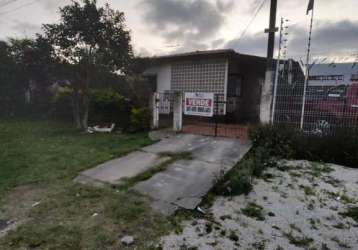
left=0, top=0, right=357, bottom=62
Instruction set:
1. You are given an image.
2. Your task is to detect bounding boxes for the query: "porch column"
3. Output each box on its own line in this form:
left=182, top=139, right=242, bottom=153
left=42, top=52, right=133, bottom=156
left=173, top=91, right=183, bottom=132
left=151, top=92, right=160, bottom=129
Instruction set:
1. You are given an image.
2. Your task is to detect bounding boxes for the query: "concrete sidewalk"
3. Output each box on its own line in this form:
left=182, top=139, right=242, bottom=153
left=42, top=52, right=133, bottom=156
left=134, top=134, right=250, bottom=215
left=75, top=132, right=251, bottom=215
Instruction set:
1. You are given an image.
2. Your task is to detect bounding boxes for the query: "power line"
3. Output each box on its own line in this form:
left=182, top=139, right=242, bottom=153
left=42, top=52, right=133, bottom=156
left=0, top=0, right=39, bottom=15
left=236, top=0, right=268, bottom=44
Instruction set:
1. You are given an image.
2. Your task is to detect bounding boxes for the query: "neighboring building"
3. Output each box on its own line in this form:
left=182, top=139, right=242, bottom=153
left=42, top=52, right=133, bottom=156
left=144, top=49, right=266, bottom=123
left=308, top=63, right=358, bottom=87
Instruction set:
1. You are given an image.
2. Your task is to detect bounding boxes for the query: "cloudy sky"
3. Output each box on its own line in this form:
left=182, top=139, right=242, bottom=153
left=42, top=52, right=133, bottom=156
left=0, top=0, right=357, bottom=61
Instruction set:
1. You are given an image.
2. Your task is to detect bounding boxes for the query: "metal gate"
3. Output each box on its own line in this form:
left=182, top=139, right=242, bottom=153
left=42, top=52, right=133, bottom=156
left=182, top=94, right=249, bottom=140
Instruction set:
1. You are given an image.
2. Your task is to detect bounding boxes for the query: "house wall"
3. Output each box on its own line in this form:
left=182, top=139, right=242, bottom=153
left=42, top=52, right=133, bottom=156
left=170, top=58, right=228, bottom=114
left=146, top=54, right=265, bottom=123
left=171, top=59, right=228, bottom=94
left=144, top=64, right=171, bottom=92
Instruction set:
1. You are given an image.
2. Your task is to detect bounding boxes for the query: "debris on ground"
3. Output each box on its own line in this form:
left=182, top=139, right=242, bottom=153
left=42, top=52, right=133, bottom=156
left=87, top=123, right=115, bottom=133
left=31, top=201, right=41, bottom=207
left=121, top=235, right=135, bottom=246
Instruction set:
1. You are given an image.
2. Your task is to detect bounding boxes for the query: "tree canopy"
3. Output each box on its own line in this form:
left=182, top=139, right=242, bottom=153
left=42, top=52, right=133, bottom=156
left=42, top=0, right=133, bottom=129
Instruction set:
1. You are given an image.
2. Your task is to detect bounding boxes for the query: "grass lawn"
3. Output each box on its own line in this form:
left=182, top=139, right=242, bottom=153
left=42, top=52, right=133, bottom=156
left=0, top=120, right=173, bottom=249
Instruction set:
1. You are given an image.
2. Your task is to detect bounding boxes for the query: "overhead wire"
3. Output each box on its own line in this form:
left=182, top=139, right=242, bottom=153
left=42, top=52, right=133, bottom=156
left=235, top=0, right=268, bottom=44
left=0, top=0, right=22, bottom=8
left=0, top=0, right=40, bottom=15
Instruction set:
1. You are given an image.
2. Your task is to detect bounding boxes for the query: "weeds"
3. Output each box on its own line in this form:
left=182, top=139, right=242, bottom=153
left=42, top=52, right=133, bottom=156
left=331, top=236, right=351, bottom=248
left=241, top=203, right=265, bottom=221
left=119, top=151, right=192, bottom=189
left=339, top=207, right=358, bottom=222
left=301, top=185, right=315, bottom=196
left=250, top=125, right=358, bottom=168
left=308, top=162, right=334, bottom=177
left=228, top=231, right=239, bottom=242
left=284, top=231, right=314, bottom=248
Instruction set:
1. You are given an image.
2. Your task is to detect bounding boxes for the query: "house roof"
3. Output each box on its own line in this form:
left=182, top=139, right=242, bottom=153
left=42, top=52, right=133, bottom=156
left=151, top=49, right=267, bottom=63
left=309, top=62, right=358, bottom=86
left=310, top=63, right=358, bottom=76
left=154, top=49, right=236, bottom=59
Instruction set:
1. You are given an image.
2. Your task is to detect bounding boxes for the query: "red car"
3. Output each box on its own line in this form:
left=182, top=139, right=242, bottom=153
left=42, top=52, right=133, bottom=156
left=304, top=83, right=358, bottom=133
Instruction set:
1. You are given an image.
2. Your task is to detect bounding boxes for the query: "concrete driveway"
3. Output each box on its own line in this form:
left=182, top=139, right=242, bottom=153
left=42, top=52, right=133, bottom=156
left=75, top=132, right=251, bottom=215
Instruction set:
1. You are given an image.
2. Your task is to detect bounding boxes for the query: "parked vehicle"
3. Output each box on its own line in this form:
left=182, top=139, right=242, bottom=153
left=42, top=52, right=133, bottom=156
left=274, top=83, right=358, bottom=133
left=304, top=83, right=358, bottom=133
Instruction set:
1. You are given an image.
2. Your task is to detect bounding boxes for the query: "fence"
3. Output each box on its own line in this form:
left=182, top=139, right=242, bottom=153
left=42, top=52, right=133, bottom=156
left=182, top=93, right=249, bottom=139
left=154, top=92, right=249, bottom=139
left=272, top=60, right=358, bottom=134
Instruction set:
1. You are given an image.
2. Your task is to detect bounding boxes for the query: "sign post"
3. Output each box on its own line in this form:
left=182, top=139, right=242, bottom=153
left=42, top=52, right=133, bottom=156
left=184, top=92, right=214, bottom=117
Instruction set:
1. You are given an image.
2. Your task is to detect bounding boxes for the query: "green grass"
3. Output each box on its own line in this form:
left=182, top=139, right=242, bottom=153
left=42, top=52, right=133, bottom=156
left=0, top=120, right=152, bottom=195
left=0, top=120, right=174, bottom=249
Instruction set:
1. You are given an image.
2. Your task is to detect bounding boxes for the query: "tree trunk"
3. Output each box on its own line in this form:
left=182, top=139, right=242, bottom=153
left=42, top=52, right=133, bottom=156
left=72, top=88, right=81, bottom=129
left=80, top=65, right=92, bottom=131
left=81, top=94, right=89, bottom=130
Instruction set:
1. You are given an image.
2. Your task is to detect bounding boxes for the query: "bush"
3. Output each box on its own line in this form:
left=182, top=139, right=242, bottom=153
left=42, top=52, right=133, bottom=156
left=228, top=160, right=254, bottom=195
left=249, top=125, right=358, bottom=168
left=51, top=87, right=73, bottom=120
left=129, top=107, right=151, bottom=132
left=213, top=156, right=254, bottom=196
left=90, top=88, right=130, bottom=128
left=249, top=125, right=297, bottom=158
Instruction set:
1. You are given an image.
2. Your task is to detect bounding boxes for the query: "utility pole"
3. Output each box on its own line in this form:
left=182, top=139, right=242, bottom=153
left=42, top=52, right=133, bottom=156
left=260, top=0, right=278, bottom=124
left=271, top=17, right=284, bottom=124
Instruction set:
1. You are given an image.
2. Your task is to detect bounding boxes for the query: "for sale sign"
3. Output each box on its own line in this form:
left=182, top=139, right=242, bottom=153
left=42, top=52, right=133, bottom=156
left=184, top=92, right=214, bottom=117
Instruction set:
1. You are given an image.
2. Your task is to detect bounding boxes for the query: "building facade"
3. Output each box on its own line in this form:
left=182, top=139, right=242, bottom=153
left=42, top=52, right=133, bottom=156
left=144, top=49, right=266, bottom=123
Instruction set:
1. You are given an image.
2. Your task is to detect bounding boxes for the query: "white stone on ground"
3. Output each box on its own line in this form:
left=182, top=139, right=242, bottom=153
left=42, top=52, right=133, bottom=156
left=121, top=235, right=134, bottom=246
left=161, top=160, right=358, bottom=250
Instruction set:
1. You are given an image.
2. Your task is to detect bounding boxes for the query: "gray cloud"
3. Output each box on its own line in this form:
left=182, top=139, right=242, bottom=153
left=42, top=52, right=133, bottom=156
left=290, top=20, right=358, bottom=57
left=225, top=20, right=358, bottom=59
left=216, top=0, right=235, bottom=12
left=211, top=38, right=225, bottom=48
left=38, top=0, right=70, bottom=11
left=11, top=21, right=42, bottom=37
left=141, top=0, right=227, bottom=44
left=225, top=32, right=268, bottom=56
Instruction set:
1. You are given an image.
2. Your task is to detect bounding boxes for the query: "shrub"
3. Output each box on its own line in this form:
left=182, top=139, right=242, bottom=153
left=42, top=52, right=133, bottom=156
left=51, top=87, right=73, bottom=120
left=213, top=157, right=254, bottom=196
left=90, top=89, right=130, bottom=128
left=249, top=125, right=358, bottom=168
left=249, top=125, right=297, bottom=158
left=129, top=107, right=151, bottom=132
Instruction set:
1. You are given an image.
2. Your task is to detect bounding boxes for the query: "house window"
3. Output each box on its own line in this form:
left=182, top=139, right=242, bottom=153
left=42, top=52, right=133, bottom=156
left=228, top=75, right=242, bottom=97
left=309, top=75, right=344, bottom=81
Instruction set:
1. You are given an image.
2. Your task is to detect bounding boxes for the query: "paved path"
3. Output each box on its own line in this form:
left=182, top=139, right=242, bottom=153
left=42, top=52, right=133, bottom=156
left=75, top=132, right=251, bottom=215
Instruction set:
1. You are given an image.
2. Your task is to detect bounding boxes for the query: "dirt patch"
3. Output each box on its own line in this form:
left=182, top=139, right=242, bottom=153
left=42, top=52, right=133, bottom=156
left=161, top=161, right=358, bottom=249
left=0, top=185, right=46, bottom=238
left=1, top=185, right=45, bottom=219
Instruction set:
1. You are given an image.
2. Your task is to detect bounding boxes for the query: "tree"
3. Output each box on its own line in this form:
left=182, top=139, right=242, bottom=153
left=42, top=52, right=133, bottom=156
left=0, top=40, right=21, bottom=116
left=43, top=0, right=133, bottom=129
left=8, top=37, right=55, bottom=106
